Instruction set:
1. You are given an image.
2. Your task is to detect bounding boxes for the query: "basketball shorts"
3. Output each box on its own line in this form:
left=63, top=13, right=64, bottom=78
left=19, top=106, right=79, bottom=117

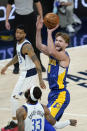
left=11, top=68, right=39, bottom=98
left=44, top=119, right=56, bottom=131
left=47, top=89, right=70, bottom=121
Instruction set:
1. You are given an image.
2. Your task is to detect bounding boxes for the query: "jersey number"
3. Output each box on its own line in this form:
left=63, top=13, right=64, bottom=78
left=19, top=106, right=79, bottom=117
left=48, top=65, right=51, bottom=73
left=18, top=53, right=22, bottom=64
left=32, top=118, right=42, bottom=131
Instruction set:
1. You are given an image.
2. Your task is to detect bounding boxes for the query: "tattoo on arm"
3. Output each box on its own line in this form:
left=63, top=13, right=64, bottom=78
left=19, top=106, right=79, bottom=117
left=6, top=55, right=18, bottom=67
left=36, top=68, right=42, bottom=81
left=31, top=55, right=42, bottom=81
left=22, top=44, right=34, bottom=54
left=16, top=109, right=25, bottom=131
left=26, top=45, right=33, bottom=52
left=18, top=119, right=24, bottom=131
left=31, top=55, right=38, bottom=62
left=18, top=117, right=24, bottom=131
left=23, top=44, right=43, bottom=81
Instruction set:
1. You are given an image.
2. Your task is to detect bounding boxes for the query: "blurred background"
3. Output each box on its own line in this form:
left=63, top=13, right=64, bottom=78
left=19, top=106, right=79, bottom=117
left=0, top=0, right=87, bottom=60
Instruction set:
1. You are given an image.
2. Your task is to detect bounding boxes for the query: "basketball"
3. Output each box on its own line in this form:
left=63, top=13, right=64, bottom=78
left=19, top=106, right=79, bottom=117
left=43, top=13, right=59, bottom=29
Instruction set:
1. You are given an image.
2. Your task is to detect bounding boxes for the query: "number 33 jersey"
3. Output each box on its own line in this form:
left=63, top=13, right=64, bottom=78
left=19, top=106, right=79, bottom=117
left=23, top=102, right=45, bottom=131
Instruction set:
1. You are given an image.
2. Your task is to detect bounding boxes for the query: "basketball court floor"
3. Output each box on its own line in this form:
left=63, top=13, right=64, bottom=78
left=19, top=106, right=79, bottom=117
left=0, top=45, right=87, bottom=131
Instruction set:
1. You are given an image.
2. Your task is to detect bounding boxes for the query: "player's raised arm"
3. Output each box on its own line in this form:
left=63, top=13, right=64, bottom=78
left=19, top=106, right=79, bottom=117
left=36, top=16, right=49, bottom=55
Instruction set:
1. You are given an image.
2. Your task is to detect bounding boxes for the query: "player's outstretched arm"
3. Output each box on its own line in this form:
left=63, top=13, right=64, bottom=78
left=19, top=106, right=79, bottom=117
left=43, top=105, right=77, bottom=129
left=70, top=119, right=77, bottom=126
left=1, top=55, right=18, bottom=74
left=36, top=16, right=49, bottom=55
left=53, top=119, right=77, bottom=129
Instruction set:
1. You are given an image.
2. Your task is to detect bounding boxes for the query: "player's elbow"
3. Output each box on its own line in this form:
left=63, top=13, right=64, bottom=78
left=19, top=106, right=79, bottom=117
left=36, top=43, right=42, bottom=52
left=48, top=50, right=55, bottom=57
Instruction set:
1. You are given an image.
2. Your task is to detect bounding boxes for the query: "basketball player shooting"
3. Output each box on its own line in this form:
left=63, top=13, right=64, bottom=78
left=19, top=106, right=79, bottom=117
left=36, top=16, right=70, bottom=122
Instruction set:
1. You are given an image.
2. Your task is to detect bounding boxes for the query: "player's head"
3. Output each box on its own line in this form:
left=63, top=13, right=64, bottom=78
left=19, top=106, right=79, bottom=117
left=24, top=86, right=42, bottom=103
left=15, top=25, right=26, bottom=42
left=55, top=32, right=70, bottom=51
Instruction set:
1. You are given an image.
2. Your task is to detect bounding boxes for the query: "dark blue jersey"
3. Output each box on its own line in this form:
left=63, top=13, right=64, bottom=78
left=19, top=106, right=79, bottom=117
left=47, top=54, right=69, bottom=90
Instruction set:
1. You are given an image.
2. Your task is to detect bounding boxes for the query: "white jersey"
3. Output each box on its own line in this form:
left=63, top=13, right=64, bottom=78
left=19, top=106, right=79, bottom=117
left=16, top=39, right=36, bottom=71
left=23, top=102, right=45, bottom=131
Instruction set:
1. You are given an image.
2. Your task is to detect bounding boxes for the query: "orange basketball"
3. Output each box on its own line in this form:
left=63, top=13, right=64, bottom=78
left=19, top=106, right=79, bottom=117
left=43, top=13, right=59, bottom=29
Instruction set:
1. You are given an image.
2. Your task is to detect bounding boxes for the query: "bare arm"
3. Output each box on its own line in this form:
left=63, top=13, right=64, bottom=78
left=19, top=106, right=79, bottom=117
left=43, top=105, right=77, bottom=129
left=22, top=44, right=46, bottom=89
left=5, top=4, right=12, bottom=30
left=36, top=16, right=49, bottom=55
left=1, top=55, right=18, bottom=74
left=35, top=1, right=43, bottom=19
left=16, top=107, right=27, bottom=131
left=6, top=55, right=18, bottom=67
left=36, top=27, right=48, bottom=55
left=43, top=105, right=56, bottom=125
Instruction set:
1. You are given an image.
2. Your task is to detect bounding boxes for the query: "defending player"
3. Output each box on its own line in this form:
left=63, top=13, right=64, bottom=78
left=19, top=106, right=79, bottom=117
left=1, top=25, right=46, bottom=130
left=16, top=87, right=77, bottom=131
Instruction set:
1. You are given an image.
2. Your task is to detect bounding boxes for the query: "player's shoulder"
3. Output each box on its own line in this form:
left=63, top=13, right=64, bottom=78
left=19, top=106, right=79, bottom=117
left=22, top=39, right=32, bottom=49
left=23, top=39, right=31, bottom=45
left=16, top=106, right=27, bottom=119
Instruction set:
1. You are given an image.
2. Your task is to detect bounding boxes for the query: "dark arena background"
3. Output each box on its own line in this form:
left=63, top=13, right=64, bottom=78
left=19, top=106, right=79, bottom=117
left=0, top=1, right=87, bottom=129
left=0, top=0, right=87, bottom=60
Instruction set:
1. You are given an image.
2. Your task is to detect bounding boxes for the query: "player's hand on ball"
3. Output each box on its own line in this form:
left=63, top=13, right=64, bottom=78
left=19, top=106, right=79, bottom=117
left=43, top=13, right=59, bottom=29
left=36, top=16, right=43, bottom=30
left=47, top=24, right=59, bottom=33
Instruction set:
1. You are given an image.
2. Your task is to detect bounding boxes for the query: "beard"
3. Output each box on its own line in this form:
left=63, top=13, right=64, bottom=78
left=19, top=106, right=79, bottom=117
left=16, top=37, right=23, bottom=42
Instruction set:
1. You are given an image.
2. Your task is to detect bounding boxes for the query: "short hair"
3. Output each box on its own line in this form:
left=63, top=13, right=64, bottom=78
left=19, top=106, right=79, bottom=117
left=33, top=86, right=42, bottom=100
left=24, top=87, right=42, bottom=102
left=16, top=24, right=26, bottom=33
left=55, top=32, right=70, bottom=44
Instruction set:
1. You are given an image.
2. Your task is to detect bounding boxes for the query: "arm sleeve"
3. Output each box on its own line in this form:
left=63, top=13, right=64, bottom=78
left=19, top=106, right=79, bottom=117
left=53, top=120, right=70, bottom=129
left=8, top=0, right=14, bottom=5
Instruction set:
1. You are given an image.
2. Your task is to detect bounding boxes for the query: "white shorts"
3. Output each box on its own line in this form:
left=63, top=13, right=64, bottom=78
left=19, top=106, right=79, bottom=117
left=11, top=69, right=39, bottom=98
